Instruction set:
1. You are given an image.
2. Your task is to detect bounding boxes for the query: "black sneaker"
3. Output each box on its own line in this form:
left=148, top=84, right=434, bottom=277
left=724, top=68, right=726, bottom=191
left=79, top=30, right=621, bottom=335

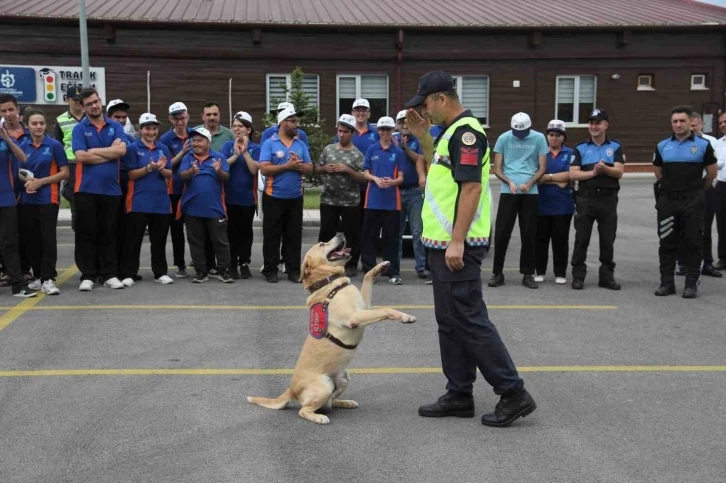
left=702, top=265, right=723, bottom=278
left=265, top=272, right=279, bottom=283
left=522, top=275, right=538, bottom=289
left=230, top=267, right=241, bottom=280
left=417, top=269, right=430, bottom=280
left=481, top=389, right=536, bottom=427
left=221, top=270, right=234, bottom=283
left=598, top=279, right=622, bottom=290
left=192, top=273, right=208, bottom=284
left=675, top=263, right=686, bottom=276
left=12, top=288, right=38, bottom=298
left=287, top=272, right=301, bottom=283
left=239, top=264, right=252, bottom=279
left=654, top=283, right=676, bottom=296
left=488, top=273, right=505, bottom=287
left=571, top=278, right=584, bottom=290
left=682, top=286, right=697, bottom=299
left=345, top=267, right=358, bottom=278
left=208, top=268, right=223, bottom=281
left=418, top=391, right=475, bottom=418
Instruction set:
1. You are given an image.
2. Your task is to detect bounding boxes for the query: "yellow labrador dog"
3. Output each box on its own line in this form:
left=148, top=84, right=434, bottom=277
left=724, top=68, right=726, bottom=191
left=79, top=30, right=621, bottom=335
left=247, top=233, right=416, bottom=424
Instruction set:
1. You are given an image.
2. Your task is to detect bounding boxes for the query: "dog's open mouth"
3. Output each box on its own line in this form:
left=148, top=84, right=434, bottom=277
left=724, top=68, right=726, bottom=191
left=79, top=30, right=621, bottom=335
left=327, top=242, right=351, bottom=261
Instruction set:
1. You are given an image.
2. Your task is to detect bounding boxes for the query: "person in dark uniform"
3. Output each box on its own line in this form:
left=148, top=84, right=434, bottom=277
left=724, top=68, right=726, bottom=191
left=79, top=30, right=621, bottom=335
left=569, top=109, right=624, bottom=290
left=653, top=105, right=717, bottom=298
left=404, top=71, right=535, bottom=428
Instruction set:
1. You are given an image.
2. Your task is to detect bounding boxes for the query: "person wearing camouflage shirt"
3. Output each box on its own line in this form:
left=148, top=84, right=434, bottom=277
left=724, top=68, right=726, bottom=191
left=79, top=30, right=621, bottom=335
left=317, top=114, right=367, bottom=277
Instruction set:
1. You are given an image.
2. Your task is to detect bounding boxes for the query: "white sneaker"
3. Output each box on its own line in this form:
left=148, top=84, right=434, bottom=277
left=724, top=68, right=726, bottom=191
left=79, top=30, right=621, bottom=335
left=533, top=275, right=545, bottom=283
left=27, top=279, right=42, bottom=290
left=42, top=280, right=60, bottom=295
left=79, top=280, right=94, bottom=291
left=154, top=275, right=174, bottom=285
left=120, top=277, right=135, bottom=287
left=555, top=277, right=567, bottom=285
left=104, top=277, right=125, bottom=289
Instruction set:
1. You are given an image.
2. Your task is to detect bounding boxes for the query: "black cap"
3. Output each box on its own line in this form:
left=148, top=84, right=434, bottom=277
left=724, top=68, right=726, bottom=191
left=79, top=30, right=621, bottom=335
left=588, top=108, right=609, bottom=121
left=66, top=86, right=82, bottom=100
left=404, top=71, right=455, bottom=108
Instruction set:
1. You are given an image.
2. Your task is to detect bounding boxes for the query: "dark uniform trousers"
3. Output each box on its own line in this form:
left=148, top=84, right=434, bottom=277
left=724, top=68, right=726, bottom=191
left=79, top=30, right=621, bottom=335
left=74, top=193, right=121, bottom=282
left=361, top=209, right=400, bottom=277
left=318, top=203, right=361, bottom=271
left=715, top=181, right=726, bottom=262
left=226, top=203, right=256, bottom=268
left=120, top=212, right=170, bottom=280
left=536, top=214, right=573, bottom=278
left=261, top=193, right=303, bottom=277
left=185, top=215, right=231, bottom=275
left=61, top=163, right=77, bottom=230
left=429, top=246, right=524, bottom=396
left=571, top=189, right=618, bottom=281
left=0, top=205, right=30, bottom=291
left=18, top=204, right=60, bottom=281
left=492, top=193, right=539, bottom=275
left=703, top=185, right=720, bottom=264
left=169, top=194, right=186, bottom=270
left=658, top=190, right=704, bottom=286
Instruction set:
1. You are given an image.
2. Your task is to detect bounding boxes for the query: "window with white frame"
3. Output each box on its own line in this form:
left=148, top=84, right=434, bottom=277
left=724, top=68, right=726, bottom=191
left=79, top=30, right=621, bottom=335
left=452, top=76, right=489, bottom=126
left=637, top=74, right=655, bottom=91
left=266, top=74, right=319, bottom=113
left=556, top=75, right=597, bottom=125
left=691, top=74, right=708, bottom=90
left=337, top=75, right=388, bottom=122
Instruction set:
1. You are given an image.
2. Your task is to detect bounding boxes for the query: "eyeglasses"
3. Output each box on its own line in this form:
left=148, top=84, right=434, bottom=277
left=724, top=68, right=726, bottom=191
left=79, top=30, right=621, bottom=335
left=83, top=99, right=101, bottom=108
left=284, top=119, right=300, bottom=125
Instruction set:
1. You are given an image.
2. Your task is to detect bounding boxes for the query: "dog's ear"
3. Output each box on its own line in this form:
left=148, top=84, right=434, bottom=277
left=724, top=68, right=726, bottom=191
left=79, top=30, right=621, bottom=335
left=300, top=254, right=311, bottom=282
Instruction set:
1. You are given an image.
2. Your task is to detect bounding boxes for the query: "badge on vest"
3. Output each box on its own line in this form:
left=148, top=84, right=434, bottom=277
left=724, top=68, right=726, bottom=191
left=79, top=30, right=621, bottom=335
left=309, top=303, right=329, bottom=339
left=691, top=146, right=698, bottom=155
left=461, top=132, right=476, bottom=146
left=606, top=148, right=613, bottom=157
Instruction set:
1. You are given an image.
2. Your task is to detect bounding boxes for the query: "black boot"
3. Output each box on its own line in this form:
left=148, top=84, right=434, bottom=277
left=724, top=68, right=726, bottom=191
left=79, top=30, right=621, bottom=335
left=682, top=285, right=698, bottom=299
left=522, top=275, right=538, bottom=289
left=488, top=273, right=505, bottom=287
left=654, top=282, right=676, bottom=296
left=571, top=278, right=584, bottom=290
left=598, top=278, right=621, bottom=290
left=701, top=264, right=722, bottom=278
left=481, top=388, right=536, bottom=428
left=418, top=391, right=474, bottom=418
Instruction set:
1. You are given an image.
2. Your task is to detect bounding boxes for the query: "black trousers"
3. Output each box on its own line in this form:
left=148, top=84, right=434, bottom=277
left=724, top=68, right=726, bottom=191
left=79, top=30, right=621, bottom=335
left=536, top=214, right=573, bottom=278
left=227, top=204, right=256, bottom=268
left=74, top=193, right=121, bottom=282
left=571, top=191, right=618, bottom=281
left=62, top=163, right=77, bottom=231
left=348, top=188, right=367, bottom=269
left=703, top=186, right=719, bottom=264
left=18, top=204, right=60, bottom=281
left=185, top=215, right=231, bottom=275
left=361, top=208, right=400, bottom=276
left=0, top=205, right=28, bottom=291
left=429, top=247, right=524, bottom=396
left=658, top=191, right=704, bottom=286
left=261, top=194, right=303, bottom=276
left=120, top=212, right=170, bottom=280
left=318, top=203, right=361, bottom=270
left=492, top=193, right=539, bottom=275
left=715, top=182, right=726, bottom=261
left=169, top=194, right=186, bottom=269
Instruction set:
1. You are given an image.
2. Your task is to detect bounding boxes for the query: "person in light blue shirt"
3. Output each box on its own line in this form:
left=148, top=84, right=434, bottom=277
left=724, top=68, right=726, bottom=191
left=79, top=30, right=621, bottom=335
left=489, top=112, right=547, bottom=289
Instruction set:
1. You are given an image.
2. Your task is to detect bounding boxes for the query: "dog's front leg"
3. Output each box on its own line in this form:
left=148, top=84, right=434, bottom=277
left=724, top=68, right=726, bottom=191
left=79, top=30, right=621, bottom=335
left=346, top=308, right=416, bottom=329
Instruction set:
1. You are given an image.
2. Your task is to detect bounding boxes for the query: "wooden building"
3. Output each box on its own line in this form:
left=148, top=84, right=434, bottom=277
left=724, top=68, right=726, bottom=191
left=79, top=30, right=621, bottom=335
left=1, top=0, right=725, bottom=167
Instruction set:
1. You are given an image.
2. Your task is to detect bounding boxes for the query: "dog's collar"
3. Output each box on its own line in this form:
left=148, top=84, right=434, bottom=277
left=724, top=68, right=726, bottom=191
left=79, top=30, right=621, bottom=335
left=308, top=273, right=344, bottom=294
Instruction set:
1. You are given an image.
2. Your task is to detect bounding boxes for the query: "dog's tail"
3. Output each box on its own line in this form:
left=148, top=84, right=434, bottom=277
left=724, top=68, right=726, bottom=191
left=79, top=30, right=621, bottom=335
left=247, top=388, right=291, bottom=410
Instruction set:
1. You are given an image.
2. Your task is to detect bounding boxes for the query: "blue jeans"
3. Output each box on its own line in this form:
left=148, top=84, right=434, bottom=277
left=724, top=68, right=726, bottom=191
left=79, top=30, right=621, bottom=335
left=399, top=187, right=426, bottom=273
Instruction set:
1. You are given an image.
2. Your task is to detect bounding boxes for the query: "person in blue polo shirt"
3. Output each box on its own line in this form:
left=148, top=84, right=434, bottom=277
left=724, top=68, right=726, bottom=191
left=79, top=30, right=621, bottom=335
left=179, top=127, right=233, bottom=284
left=569, top=109, right=625, bottom=291
left=361, top=116, right=405, bottom=285
left=222, top=111, right=260, bottom=280
left=159, top=101, right=193, bottom=278
left=393, top=109, right=428, bottom=280
left=17, top=109, right=69, bottom=295
left=260, top=102, right=309, bottom=147
left=0, top=111, right=36, bottom=298
left=119, top=113, right=174, bottom=287
left=534, top=120, right=574, bottom=285
left=259, top=106, right=313, bottom=283
left=71, top=87, right=128, bottom=291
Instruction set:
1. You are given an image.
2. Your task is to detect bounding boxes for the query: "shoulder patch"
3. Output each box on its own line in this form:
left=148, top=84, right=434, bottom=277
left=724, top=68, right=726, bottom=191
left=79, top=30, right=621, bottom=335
left=461, top=132, right=476, bottom=146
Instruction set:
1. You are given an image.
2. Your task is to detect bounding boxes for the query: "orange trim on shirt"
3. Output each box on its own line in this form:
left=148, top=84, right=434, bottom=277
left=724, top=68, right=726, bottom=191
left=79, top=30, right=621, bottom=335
left=90, top=119, right=107, bottom=133
left=50, top=161, right=59, bottom=204
left=7, top=160, right=13, bottom=191
left=125, top=179, right=135, bottom=213
left=394, top=167, right=401, bottom=211
left=265, top=174, right=275, bottom=196
left=8, top=129, right=24, bottom=141
left=74, top=163, right=83, bottom=193
left=176, top=185, right=185, bottom=220
left=356, top=127, right=370, bottom=136
left=252, top=175, right=258, bottom=205
left=166, top=178, right=173, bottom=194
left=364, top=180, right=371, bottom=209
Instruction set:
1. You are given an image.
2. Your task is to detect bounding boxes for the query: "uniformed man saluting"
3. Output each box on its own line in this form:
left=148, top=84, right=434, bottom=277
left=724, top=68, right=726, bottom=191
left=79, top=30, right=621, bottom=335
left=404, top=71, right=535, bottom=428
left=653, top=105, right=717, bottom=298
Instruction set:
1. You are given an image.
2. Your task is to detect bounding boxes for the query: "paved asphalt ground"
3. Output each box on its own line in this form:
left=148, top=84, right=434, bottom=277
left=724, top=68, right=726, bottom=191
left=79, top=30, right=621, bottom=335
left=0, top=179, right=724, bottom=483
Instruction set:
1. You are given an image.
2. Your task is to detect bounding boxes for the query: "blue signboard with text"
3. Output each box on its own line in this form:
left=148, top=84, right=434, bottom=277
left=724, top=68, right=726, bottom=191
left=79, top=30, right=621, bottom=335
left=0, top=67, right=37, bottom=102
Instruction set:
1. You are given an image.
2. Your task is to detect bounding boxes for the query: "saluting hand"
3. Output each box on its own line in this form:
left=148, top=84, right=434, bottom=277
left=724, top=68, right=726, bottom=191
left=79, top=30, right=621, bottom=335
left=445, top=240, right=465, bottom=271
left=405, top=109, right=428, bottom=139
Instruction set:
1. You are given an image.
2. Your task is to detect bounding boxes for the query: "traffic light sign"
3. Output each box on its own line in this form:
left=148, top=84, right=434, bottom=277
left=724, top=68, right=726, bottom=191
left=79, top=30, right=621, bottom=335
left=42, top=71, right=57, bottom=102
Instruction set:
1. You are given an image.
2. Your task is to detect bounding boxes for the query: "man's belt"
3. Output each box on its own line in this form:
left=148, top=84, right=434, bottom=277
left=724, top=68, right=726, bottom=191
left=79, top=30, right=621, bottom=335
left=577, top=188, right=617, bottom=197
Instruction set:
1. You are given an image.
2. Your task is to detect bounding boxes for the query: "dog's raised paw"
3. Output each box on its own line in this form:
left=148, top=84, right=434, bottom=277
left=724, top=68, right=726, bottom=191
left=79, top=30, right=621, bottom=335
left=366, top=261, right=390, bottom=278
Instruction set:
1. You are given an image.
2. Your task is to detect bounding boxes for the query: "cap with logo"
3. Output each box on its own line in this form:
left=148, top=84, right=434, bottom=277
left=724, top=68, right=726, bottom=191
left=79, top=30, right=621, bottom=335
left=396, top=110, right=408, bottom=122
left=107, top=99, right=130, bottom=114
left=546, top=119, right=567, bottom=136
left=233, top=111, right=253, bottom=126
left=510, top=112, right=532, bottom=139
left=337, top=114, right=356, bottom=131
left=66, top=86, right=82, bottom=101
left=277, top=106, right=303, bottom=125
left=588, top=109, right=609, bottom=121
left=376, top=117, right=396, bottom=129
left=405, top=71, right=455, bottom=108
left=169, top=102, right=187, bottom=115
left=276, top=102, right=294, bottom=112
left=139, top=113, right=160, bottom=127
left=190, top=127, right=212, bottom=142
left=352, top=99, right=370, bottom=110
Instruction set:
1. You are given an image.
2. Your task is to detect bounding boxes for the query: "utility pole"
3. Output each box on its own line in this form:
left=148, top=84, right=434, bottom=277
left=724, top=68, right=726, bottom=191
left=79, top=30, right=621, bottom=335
left=79, top=0, right=90, bottom=88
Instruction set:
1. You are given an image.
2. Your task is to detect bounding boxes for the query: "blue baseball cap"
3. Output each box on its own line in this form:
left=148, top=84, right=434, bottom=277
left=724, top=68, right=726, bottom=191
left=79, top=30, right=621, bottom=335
left=405, top=71, right=455, bottom=108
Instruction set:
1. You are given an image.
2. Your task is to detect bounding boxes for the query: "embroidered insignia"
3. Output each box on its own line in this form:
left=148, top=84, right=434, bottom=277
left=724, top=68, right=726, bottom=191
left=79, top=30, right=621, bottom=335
left=460, top=147, right=479, bottom=166
left=461, top=132, right=476, bottom=146
left=276, top=150, right=285, bottom=159
left=309, top=303, right=328, bottom=339
left=691, top=146, right=698, bottom=155
left=606, top=148, right=613, bottom=157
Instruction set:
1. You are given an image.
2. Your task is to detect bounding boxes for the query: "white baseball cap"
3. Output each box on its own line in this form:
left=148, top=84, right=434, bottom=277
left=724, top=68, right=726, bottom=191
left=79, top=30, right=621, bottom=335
left=107, top=99, right=130, bottom=113
left=139, top=113, right=160, bottom=127
left=396, top=110, right=408, bottom=122
left=190, top=127, right=212, bottom=142
left=169, top=102, right=187, bottom=115
left=276, top=102, right=294, bottom=112
left=233, top=111, right=253, bottom=125
left=277, top=106, right=302, bottom=125
left=376, top=116, right=396, bottom=129
left=337, top=114, right=356, bottom=131
left=352, top=99, right=370, bottom=110
left=546, top=119, right=567, bottom=135
left=511, top=112, right=532, bottom=131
